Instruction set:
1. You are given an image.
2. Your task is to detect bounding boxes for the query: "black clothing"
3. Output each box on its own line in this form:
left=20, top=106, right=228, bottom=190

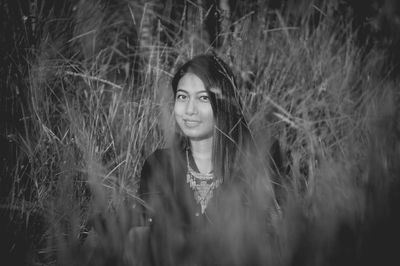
left=139, top=147, right=213, bottom=265
left=139, top=148, right=211, bottom=224
left=139, top=147, right=276, bottom=266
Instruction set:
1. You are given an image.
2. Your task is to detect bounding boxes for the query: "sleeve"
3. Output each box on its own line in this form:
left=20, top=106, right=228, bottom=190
left=137, top=149, right=175, bottom=228
left=138, top=149, right=168, bottom=226
left=138, top=155, right=155, bottom=226
left=139, top=158, right=151, bottom=202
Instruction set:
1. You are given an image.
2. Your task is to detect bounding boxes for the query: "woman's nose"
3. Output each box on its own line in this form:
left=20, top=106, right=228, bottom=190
left=185, top=98, right=197, bottom=115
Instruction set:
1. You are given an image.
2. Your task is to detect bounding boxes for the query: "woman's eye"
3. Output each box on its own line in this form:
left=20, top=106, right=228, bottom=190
left=199, top=95, right=209, bottom=102
left=176, top=94, right=187, bottom=100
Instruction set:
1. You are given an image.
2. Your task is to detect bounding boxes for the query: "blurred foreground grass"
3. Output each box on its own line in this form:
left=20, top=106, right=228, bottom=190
left=1, top=1, right=399, bottom=265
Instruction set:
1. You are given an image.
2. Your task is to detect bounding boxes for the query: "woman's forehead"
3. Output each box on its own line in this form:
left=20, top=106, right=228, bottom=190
left=177, top=73, right=206, bottom=92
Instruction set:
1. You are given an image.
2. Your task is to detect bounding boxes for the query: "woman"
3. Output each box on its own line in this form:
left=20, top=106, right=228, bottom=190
left=139, top=54, right=277, bottom=266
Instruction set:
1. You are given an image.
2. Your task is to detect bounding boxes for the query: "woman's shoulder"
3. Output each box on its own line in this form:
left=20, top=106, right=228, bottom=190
left=142, top=148, right=180, bottom=174
left=140, top=149, right=172, bottom=191
left=140, top=147, right=185, bottom=191
left=144, top=148, right=172, bottom=164
left=141, top=146, right=186, bottom=175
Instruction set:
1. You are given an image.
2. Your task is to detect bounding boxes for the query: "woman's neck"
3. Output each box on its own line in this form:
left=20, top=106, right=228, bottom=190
left=190, top=137, right=213, bottom=159
left=189, top=137, right=213, bottom=173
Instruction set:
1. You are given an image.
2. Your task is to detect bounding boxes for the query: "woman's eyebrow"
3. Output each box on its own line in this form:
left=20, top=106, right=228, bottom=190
left=176, top=88, right=188, bottom=93
left=176, top=88, right=208, bottom=94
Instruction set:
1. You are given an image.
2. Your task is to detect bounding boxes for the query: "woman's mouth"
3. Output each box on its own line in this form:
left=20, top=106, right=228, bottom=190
left=183, top=119, right=201, bottom=127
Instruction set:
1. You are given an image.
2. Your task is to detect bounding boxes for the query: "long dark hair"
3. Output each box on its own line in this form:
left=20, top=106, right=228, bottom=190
left=171, top=54, right=256, bottom=183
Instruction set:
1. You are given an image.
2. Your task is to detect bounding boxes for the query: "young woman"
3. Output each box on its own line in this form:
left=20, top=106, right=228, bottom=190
left=138, top=54, right=277, bottom=266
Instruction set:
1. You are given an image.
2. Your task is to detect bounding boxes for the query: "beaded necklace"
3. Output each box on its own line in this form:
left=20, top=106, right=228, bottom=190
left=186, top=150, right=222, bottom=214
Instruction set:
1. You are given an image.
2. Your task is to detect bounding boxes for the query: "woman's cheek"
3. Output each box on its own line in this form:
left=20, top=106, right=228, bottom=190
left=174, top=102, right=183, bottom=117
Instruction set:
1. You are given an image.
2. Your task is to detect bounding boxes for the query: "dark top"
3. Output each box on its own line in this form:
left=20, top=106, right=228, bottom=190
left=139, top=147, right=276, bottom=266
left=139, top=147, right=217, bottom=265
left=139, top=147, right=210, bottom=223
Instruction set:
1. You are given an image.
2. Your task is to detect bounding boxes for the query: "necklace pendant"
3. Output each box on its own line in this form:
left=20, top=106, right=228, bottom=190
left=186, top=150, right=221, bottom=214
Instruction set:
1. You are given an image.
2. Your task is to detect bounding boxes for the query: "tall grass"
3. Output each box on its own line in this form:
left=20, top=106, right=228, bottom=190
left=2, top=0, right=399, bottom=265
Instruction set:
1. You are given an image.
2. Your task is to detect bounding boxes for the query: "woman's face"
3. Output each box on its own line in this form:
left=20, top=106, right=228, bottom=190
left=174, top=73, right=215, bottom=141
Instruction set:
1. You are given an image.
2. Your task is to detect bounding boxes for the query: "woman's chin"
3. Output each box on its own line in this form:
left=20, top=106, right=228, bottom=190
left=183, top=131, right=212, bottom=141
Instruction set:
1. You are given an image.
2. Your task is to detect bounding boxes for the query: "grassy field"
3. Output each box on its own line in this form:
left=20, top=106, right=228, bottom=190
left=1, top=0, right=399, bottom=265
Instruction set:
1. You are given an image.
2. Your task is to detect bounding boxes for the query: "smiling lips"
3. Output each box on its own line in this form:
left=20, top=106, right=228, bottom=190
left=183, top=119, right=201, bottom=128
